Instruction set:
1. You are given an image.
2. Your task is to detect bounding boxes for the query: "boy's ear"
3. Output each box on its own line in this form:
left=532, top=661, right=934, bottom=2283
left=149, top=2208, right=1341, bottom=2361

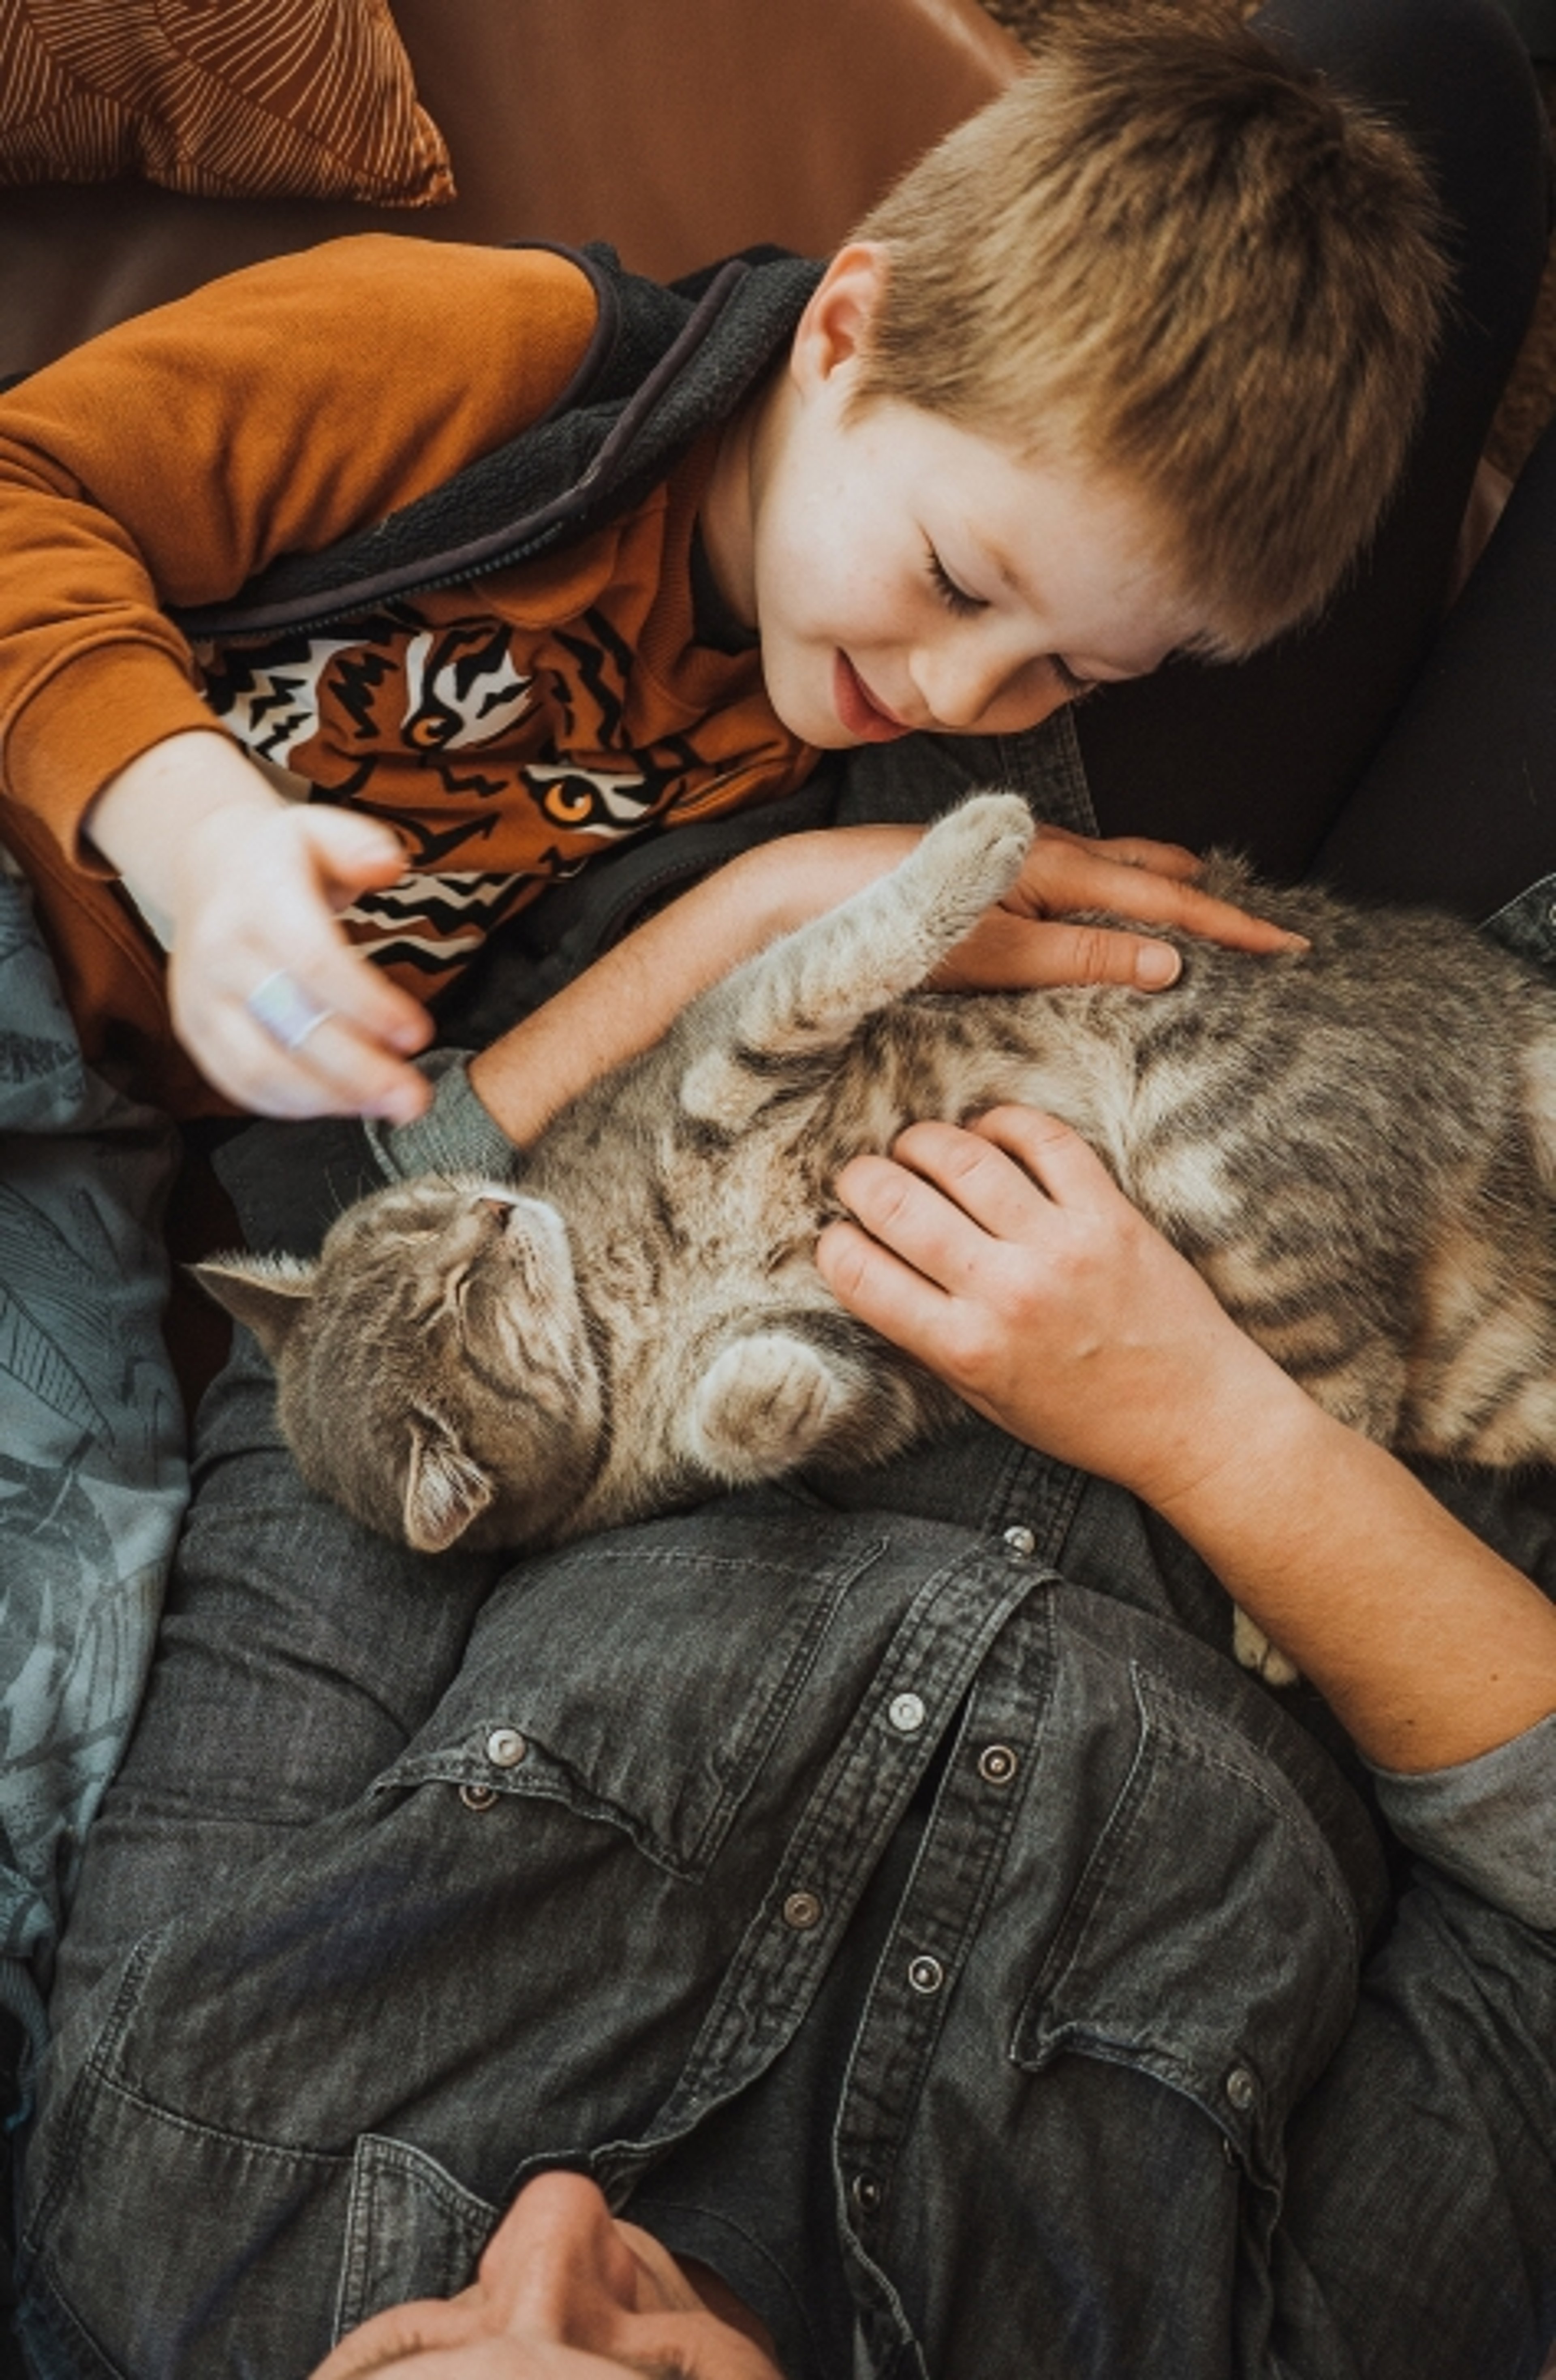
left=792, top=242, right=890, bottom=391
left=191, top=1253, right=316, bottom=1362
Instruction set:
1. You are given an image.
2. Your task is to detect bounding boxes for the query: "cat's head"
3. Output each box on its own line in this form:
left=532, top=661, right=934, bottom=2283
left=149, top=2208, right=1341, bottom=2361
left=196, top=1176, right=603, bottom=1554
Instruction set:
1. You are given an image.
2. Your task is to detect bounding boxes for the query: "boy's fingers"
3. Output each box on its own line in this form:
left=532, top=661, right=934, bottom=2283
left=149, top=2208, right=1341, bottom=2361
left=205, top=1003, right=432, bottom=1121
left=277, top=937, right=432, bottom=1057
left=279, top=810, right=432, bottom=1054
left=259, top=1010, right=432, bottom=1122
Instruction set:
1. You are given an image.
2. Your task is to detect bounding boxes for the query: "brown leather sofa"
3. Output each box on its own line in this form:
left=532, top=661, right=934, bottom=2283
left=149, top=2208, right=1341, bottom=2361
left=0, top=0, right=1023, bottom=379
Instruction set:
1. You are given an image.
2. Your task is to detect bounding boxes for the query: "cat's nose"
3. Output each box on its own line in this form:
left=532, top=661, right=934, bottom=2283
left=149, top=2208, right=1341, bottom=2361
left=475, top=1195, right=514, bottom=1231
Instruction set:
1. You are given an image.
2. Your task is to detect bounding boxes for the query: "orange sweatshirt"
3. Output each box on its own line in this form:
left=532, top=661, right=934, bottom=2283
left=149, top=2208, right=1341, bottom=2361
left=0, top=236, right=815, bottom=1113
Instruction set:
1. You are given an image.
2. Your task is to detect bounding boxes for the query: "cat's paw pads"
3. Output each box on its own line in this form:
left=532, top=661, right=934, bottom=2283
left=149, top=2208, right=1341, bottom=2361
left=688, top=1331, right=851, bottom=1480
left=1232, top=1604, right=1301, bottom=1687
left=922, top=792, right=1034, bottom=915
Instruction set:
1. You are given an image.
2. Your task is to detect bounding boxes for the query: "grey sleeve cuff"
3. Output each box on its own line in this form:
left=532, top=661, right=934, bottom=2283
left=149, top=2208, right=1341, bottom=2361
left=1368, top=1711, right=1556, bottom=1930
left=363, top=1050, right=522, bottom=1186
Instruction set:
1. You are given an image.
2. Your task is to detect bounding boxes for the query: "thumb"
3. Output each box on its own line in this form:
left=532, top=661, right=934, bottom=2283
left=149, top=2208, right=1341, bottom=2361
left=296, top=807, right=407, bottom=902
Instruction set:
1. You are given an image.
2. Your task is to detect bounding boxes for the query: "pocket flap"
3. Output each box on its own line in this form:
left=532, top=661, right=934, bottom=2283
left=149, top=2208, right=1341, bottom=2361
left=1012, top=1664, right=1363, bottom=2175
left=335, top=2133, right=500, bottom=2342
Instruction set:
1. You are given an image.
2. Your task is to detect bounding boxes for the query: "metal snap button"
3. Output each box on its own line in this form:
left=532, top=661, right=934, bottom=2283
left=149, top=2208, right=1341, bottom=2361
left=1225, top=2066, right=1257, bottom=2112
left=1002, top=1524, right=1037, bottom=1558
left=977, top=1743, right=1018, bottom=1786
left=887, top=1691, right=927, bottom=1735
left=459, top=1782, right=499, bottom=1812
left=782, top=1889, right=824, bottom=1931
left=486, top=1728, right=527, bottom=1768
left=907, top=1954, right=945, bottom=1995
left=851, top=2172, right=883, bottom=2213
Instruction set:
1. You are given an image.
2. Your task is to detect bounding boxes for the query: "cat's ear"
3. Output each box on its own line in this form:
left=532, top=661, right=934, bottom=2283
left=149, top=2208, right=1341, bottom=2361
left=404, top=1411, right=497, bottom=1553
left=192, top=1254, right=316, bottom=1362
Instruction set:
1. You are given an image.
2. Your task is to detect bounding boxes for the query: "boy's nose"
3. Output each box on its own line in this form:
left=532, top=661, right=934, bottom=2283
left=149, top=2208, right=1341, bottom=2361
left=914, top=639, right=1053, bottom=733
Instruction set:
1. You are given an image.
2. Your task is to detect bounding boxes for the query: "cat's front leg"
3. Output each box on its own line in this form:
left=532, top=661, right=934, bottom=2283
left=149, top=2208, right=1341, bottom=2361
left=680, top=793, right=1033, bottom=1129
left=686, top=1329, right=871, bottom=1484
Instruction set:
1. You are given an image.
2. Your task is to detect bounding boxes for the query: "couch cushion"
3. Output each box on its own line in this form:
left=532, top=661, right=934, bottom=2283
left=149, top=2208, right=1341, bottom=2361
left=0, top=0, right=452, bottom=206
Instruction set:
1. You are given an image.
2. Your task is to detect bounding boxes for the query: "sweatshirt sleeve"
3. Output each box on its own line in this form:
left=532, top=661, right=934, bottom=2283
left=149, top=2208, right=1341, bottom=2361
left=0, top=235, right=600, bottom=871
left=1367, top=1709, right=1556, bottom=1930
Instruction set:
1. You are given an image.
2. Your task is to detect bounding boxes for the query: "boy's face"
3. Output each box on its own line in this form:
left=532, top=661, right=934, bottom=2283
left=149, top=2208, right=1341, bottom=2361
left=703, top=247, right=1208, bottom=751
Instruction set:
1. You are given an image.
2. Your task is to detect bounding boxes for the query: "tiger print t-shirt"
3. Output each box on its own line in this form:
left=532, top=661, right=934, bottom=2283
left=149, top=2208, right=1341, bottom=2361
left=193, top=429, right=812, bottom=1004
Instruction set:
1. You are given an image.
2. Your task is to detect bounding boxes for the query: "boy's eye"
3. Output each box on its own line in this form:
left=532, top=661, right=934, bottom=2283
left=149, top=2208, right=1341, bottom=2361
left=924, top=542, right=986, bottom=617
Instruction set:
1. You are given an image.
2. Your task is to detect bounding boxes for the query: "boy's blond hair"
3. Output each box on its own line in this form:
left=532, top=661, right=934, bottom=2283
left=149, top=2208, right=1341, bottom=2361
left=850, top=3, right=1448, bottom=654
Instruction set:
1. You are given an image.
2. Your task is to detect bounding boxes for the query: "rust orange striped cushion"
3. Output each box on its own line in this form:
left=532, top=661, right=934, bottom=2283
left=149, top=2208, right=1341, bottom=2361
left=0, top=0, right=455, bottom=205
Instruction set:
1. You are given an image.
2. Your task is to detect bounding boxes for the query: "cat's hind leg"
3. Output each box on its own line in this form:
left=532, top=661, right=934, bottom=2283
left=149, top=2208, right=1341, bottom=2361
left=681, top=792, right=1032, bottom=1128
left=1231, top=1607, right=1300, bottom=1688
left=684, top=1324, right=924, bottom=1484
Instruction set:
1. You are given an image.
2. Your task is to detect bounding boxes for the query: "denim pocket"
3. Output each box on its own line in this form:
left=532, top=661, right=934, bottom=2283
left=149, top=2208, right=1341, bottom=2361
left=334, top=2134, right=500, bottom=2342
left=378, top=1504, right=887, bottom=1880
left=1011, top=1662, right=1362, bottom=2186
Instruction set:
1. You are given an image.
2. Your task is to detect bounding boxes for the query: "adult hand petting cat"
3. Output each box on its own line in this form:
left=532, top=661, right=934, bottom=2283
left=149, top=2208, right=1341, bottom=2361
left=85, top=729, right=434, bottom=1120
left=816, top=1105, right=1282, bottom=1508
left=928, top=819, right=1307, bottom=992
left=816, top=1103, right=1556, bottom=1776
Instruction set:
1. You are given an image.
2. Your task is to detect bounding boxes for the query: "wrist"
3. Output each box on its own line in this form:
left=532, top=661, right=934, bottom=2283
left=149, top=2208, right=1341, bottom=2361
left=84, top=730, right=281, bottom=927
left=1117, top=1332, right=1319, bottom=1522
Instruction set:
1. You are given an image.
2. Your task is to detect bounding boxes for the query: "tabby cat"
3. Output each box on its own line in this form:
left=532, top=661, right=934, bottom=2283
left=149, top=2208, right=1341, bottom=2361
left=201, top=794, right=1556, bottom=1633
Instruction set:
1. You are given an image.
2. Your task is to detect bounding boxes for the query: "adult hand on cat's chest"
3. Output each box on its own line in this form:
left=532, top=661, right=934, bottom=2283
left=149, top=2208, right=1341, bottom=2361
left=927, top=821, right=1304, bottom=994
left=816, top=1103, right=1284, bottom=1506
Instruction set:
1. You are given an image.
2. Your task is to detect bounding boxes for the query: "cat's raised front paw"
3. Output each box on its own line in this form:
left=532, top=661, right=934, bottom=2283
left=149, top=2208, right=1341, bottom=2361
left=687, top=1330, right=855, bottom=1483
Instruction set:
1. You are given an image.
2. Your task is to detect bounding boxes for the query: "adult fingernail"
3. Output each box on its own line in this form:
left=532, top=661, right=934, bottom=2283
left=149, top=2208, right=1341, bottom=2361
left=1135, top=945, right=1181, bottom=988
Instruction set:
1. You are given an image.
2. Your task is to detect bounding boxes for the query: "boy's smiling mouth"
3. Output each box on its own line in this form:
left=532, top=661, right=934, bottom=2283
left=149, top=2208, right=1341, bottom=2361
left=834, top=651, right=913, bottom=742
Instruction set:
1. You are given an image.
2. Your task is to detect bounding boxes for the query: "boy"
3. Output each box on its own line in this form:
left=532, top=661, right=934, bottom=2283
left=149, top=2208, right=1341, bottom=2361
left=0, top=6, right=1442, bottom=1129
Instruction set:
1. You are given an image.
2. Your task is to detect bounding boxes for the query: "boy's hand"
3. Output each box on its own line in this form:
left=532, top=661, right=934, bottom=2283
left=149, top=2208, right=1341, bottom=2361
left=816, top=1104, right=1285, bottom=1504
left=85, top=732, right=432, bottom=1119
left=932, top=821, right=1305, bottom=992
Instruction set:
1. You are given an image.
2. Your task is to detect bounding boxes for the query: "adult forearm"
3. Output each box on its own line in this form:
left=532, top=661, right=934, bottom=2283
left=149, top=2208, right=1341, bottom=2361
left=466, top=828, right=885, bottom=1144
left=464, top=816, right=1302, bottom=1146
left=1153, top=1374, right=1556, bottom=1773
